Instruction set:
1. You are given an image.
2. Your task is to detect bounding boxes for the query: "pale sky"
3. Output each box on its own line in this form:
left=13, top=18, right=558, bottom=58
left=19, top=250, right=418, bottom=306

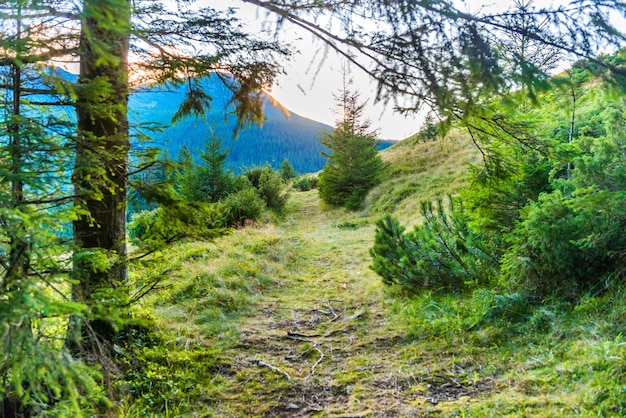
left=229, top=1, right=424, bottom=140
left=222, top=1, right=623, bottom=140
left=232, top=0, right=560, bottom=140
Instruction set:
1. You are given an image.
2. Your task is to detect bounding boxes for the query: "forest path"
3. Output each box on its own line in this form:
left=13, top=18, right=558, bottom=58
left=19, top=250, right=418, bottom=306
left=230, top=191, right=425, bottom=417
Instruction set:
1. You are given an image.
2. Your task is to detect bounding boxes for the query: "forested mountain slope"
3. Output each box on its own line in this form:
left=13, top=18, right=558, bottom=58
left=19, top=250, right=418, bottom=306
left=130, top=76, right=396, bottom=174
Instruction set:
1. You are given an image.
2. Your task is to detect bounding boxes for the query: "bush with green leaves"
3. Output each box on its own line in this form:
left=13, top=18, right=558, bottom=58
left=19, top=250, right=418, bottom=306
left=371, top=197, right=497, bottom=292
left=219, top=188, right=266, bottom=227
left=293, top=175, right=318, bottom=191
left=501, top=189, right=626, bottom=300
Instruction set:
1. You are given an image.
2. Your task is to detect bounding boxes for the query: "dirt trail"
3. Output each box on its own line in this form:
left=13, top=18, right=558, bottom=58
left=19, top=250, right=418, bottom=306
left=227, top=192, right=427, bottom=417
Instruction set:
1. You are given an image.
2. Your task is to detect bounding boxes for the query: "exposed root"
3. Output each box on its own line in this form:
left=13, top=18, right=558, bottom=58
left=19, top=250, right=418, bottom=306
left=250, top=359, right=292, bottom=381
left=310, top=346, right=324, bottom=374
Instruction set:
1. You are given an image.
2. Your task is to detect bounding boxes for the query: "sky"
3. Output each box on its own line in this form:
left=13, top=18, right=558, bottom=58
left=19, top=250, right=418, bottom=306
left=229, top=0, right=556, bottom=140
left=227, top=1, right=427, bottom=140
left=205, top=1, right=623, bottom=140
left=268, top=31, right=421, bottom=140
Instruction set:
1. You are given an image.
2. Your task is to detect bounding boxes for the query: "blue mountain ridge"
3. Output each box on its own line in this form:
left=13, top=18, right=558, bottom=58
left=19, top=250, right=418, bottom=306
left=129, top=75, right=397, bottom=174
left=48, top=69, right=396, bottom=174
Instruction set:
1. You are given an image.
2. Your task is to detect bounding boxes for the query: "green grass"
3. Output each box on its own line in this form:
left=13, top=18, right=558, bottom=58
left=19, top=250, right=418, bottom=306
left=120, top=132, right=626, bottom=417
left=370, top=131, right=480, bottom=224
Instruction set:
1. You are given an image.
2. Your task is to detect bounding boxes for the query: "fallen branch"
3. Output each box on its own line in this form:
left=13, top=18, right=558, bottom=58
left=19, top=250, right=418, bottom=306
left=286, top=334, right=313, bottom=343
left=284, top=331, right=325, bottom=375
left=287, top=330, right=324, bottom=338
left=310, top=346, right=324, bottom=374
left=250, top=359, right=291, bottom=381
left=342, top=310, right=366, bottom=322
left=326, top=299, right=339, bottom=321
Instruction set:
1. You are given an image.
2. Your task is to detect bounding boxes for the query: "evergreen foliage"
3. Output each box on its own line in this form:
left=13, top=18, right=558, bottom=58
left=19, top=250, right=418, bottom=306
left=280, top=158, right=298, bottom=181
left=501, top=189, right=626, bottom=300
left=372, top=52, right=626, bottom=302
left=0, top=4, right=102, bottom=411
left=415, top=115, right=441, bottom=142
left=175, top=144, right=200, bottom=202
left=0, top=0, right=288, bottom=411
left=2, top=0, right=626, bottom=413
left=293, top=174, right=319, bottom=192
left=318, top=81, right=385, bottom=210
left=371, top=198, right=497, bottom=291
left=247, top=1, right=626, bottom=134
left=175, top=134, right=238, bottom=203
left=244, top=165, right=289, bottom=212
left=219, top=188, right=266, bottom=227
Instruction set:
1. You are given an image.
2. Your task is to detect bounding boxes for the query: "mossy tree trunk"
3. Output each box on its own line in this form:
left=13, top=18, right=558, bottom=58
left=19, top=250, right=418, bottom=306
left=72, top=0, right=131, bottom=344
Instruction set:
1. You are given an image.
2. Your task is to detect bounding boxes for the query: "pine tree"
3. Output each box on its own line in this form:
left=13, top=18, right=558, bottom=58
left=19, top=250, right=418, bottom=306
left=318, top=77, right=384, bottom=210
left=196, top=134, right=235, bottom=202
left=280, top=158, right=297, bottom=181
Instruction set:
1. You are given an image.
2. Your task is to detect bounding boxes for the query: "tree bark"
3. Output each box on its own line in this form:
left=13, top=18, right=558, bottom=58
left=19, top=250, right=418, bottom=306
left=72, top=0, right=131, bottom=325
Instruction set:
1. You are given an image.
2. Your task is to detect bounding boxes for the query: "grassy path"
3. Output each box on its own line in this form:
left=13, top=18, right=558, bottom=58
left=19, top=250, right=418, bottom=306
left=192, top=190, right=487, bottom=417
left=141, top=190, right=490, bottom=417
left=232, top=191, right=414, bottom=417
left=132, top=136, right=626, bottom=417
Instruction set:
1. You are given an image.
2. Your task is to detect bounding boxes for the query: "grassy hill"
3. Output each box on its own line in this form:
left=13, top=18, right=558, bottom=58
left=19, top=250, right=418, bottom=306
left=370, top=130, right=480, bottom=223
left=121, top=104, right=626, bottom=416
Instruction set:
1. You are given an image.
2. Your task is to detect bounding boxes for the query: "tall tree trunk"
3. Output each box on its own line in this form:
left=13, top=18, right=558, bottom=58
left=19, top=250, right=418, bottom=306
left=72, top=0, right=131, bottom=343
left=7, top=9, right=28, bottom=285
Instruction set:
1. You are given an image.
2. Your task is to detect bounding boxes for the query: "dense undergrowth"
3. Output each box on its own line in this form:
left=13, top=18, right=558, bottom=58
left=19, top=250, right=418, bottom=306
left=121, top=188, right=626, bottom=416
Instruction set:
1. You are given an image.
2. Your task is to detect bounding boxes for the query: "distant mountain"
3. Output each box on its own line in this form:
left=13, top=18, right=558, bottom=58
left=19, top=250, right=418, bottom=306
left=129, top=75, right=396, bottom=174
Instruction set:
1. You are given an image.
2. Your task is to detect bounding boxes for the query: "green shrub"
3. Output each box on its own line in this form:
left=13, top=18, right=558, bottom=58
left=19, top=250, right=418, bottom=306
left=370, top=197, right=497, bottom=292
left=279, top=158, right=298, bottom=181
left=293, top=175, right=318, bottom=191
left=219, top=188, right=266, bottom=227
left=243, top=165, right=268, bottom=189
left=258, top=169, right=289, bottom=212
left=116, top=322, right=223, bottom=414
left=243, top=165, right=289, bottom=211
left=128, top=202, right=227, bottom=251
left=501, top=189, right=626, bottom=300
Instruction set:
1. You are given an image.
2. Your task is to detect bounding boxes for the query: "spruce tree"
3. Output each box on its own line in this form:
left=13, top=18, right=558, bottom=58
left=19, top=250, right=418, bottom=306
left=175, top=144, right=200, bottom=201
left=318, top=78, right=384, bottom=210
left=280, top=158, right=297, bottom=181
left=196, top=134, right=235, bottom=202
left=0, top=0, right=289, bottom=411
left=0, top=2, right=104, bottom=412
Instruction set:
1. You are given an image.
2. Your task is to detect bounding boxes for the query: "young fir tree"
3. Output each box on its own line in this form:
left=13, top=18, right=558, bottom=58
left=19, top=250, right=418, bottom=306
left=318, top=77, right=384, bottom=210
left=175, top=144, right=200, bottom=201
left=280, top=158, right=298, bottom=181
left=196, top=133, right=235, bottom=202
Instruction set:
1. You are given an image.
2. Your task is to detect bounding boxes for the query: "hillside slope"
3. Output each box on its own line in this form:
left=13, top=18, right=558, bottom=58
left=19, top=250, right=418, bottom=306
left=369, top=131, right=480, bottom=223
left=125, top=117, right=626, bottom=416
